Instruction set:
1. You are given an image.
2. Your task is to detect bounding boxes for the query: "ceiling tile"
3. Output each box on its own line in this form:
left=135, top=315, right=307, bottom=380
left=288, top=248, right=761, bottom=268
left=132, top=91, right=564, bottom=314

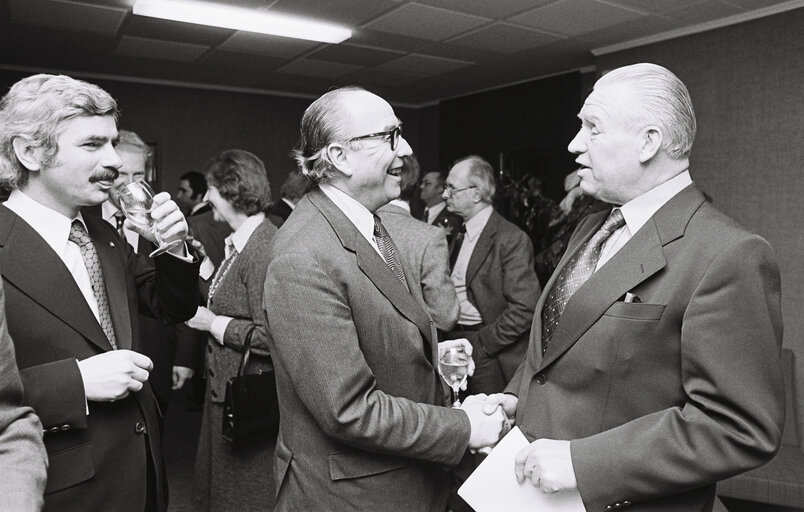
left=308, top=43, right=405, bottom=66
left=201, top=50, right=287, bottom=73
left=661, top=0, right=745, bottom=24
left=578, top=14, right=679, bottom=47
left=125, top=15, right=233, bottom=46
left=604, top=0, right=701, bottom=14
left=349, top=28, right=433, bottom=53
left=446, top=23, right=561, bottom=54
left=115, top=36, right=210, bottom=63
left=268, top=0, right=399, bottom=26
left=414, top=0, right=551, bottom=20
left=276, top=58, right=364, bottom=79
left=218, top=31, right=322, bottom=59
left=363, top=3, right=491, bottom=41
left=725, top=0, right=795, bottom=8
left=378, top=53, right=473, bottom=76
left=9, top=0, right=126, bottom=36
left=509, top=0, right=644, bottom=37
left=348, top=68, right=424, bottom=88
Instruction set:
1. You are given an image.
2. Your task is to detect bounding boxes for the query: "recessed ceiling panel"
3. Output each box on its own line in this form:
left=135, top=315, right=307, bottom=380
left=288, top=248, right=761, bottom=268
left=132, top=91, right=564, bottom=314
left=116, top=35, right=210, bottom=63
left=349, top=28, right=433, bottom=53
left=605, top=0, right=700, bottom=14
left=364, top=3, right=491, bottom=41
left=126, top=14, right=233, bottom=46
left=309, top=43, right=405, bottom=67
left=447, top=23, right=561, bottom=54
left=662, top=0, right=745, bottom=25
left=268, top=0, right=399, bottom=26
left=378, top=53, right=472, bottom=76
left=202, top=50, right=287, bottom=73
left=9, top=0, right=126, bottom=36
left=218, top=31, right=321, bottom=59
left=348, top=68, right=423, bottom=88
left=414, top=0, right=552, bottom=20
left=276, top=58, right=364, bottom=79
left=509, top=0, right=644, bottom=37
left=579, top=14, right=678, bottom=47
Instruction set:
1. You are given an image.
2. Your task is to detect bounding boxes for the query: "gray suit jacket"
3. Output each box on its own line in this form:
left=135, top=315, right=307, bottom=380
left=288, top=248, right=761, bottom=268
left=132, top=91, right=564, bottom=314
left=377, top=203, right=458, bottom=331
left=0, top=280, right=47, bottom=511
left=263, top=189, right=471, bottom=511
left=507, top=185, right=784, bottom=511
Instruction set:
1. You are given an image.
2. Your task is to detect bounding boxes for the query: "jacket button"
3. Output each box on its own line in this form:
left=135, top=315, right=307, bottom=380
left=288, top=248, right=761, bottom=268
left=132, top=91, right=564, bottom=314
left=622, top=501, right=631, bottom=507
left=535, top=373, right=546, bottom=385
left=48, top=426, right=60, bottom=433
left=60, top=424, right=70, bottom=431
left=134, top=422, right=147, bottom=434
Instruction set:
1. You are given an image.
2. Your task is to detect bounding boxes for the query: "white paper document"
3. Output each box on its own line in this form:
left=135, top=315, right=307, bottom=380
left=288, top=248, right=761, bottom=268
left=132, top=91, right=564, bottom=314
left=458, top=427, right=586, bottom=512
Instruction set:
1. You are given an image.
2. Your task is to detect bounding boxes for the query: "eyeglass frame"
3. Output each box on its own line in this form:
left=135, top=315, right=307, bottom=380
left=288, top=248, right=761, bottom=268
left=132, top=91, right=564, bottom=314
left=443, top=185, right=477, bottom=197
left=345, top=124, right=403, bottom=151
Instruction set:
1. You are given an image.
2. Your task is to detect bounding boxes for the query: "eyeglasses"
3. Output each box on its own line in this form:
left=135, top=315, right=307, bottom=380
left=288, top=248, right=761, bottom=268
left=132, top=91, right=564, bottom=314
left=443, top=185, right=476, bottom=197
left=347, top=124, right=403, bottom=151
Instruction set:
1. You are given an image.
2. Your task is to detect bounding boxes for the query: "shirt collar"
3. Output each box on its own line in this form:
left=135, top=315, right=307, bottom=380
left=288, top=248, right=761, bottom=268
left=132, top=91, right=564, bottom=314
left=101, top=200, right=122, bottom=221
left=319, top=183, right=376, bottom=244
left=189, top=202, right=207, bottom=215
left=427, top=201, right=445, bottom=218
left=4, top=188, right=88, bottom=255
left=619, top=171, right=692, bottom=236
left=464, top=204, right=493, bottom=241
left=281, top=197, right=296, bottom=210
left=225, top=212, right=265, bottom=255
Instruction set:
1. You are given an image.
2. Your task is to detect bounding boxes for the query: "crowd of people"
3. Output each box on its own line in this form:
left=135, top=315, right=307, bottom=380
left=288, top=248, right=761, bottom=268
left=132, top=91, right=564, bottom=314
left=0, top=62, right=786, bottom=512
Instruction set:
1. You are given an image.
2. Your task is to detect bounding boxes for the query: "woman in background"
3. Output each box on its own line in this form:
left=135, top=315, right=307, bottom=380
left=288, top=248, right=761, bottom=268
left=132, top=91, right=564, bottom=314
left=187, top=149, right=278, bottom=511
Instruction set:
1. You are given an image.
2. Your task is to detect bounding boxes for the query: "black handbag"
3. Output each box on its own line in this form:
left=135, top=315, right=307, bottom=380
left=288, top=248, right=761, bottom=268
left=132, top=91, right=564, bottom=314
left=221, top=326, right=280, bottom=443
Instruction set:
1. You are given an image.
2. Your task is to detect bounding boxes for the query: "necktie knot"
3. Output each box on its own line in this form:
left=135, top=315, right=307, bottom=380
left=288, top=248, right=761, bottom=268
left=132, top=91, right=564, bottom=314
left=600, top=208, right=625, bottom=236
left=113, top=212, right=126, bottom=236
left=69, top=220, right=91, bottom=247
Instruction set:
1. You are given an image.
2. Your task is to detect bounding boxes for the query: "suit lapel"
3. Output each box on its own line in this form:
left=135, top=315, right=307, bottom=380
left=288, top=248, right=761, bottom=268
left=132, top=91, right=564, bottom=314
left=465, top=210, right=498, bottom=286
left=0, top=207, right=114, bottom=352
left=309, top=191, right=435, bottom=349
left=539, top=185, right=704, bottom=370
left=85, top=215, right=133, bottom=350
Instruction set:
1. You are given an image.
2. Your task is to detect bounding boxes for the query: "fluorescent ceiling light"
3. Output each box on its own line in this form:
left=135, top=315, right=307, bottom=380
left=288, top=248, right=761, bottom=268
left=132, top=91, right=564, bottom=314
left=132, top=0, right=352, bottom=44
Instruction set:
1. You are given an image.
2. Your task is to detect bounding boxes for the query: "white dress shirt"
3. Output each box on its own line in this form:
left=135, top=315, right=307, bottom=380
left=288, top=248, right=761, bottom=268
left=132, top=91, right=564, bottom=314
left=596, top=171, right=693, bottom=271
left=451, top=205, right=493, bottom=325
left=425, top=201, right=446, bottom=224
left=101, top=200, right=140, bottom=251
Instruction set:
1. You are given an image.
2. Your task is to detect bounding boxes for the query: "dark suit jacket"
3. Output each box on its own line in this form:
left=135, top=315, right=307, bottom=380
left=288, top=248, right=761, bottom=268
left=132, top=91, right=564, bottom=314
left=507, top=185, right=785, bottom=512
left=263, top=189, right=471, bottom=511
left=430, top=205, right=462, bottom=245
left=0, top=205, right=199, bottom=512
left=463, top=209, right=540, bottom=386
left=0, top=280, right=47, bottom=510
left=377, top=203, right=458, bottom=331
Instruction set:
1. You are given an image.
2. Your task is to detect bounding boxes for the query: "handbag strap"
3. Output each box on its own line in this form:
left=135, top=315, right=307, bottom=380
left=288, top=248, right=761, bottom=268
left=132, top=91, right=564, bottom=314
left=236, top=325, right=257, bottom=379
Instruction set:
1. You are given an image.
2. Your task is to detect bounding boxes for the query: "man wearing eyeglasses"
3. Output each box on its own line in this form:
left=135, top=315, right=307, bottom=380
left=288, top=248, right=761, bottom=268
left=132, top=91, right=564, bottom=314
left=262, top=87, right=506, bottom=512
left=444, top=155, right=540, bottom=397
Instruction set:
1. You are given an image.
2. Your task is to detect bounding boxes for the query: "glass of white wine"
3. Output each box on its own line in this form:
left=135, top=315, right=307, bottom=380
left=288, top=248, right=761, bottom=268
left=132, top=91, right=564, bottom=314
left=118, top=181, right=182, bottom=257
left=438, top=345, right=470, bottom=408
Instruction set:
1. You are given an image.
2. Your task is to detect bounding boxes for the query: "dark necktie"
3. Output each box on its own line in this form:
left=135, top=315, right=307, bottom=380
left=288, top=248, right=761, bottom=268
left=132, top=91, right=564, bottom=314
left=69, top=220, right=118, bottom=349
left=423, top=208, right=429, bottom=223
left=373, top=215, right=408, bottom=290
left=541, top=209, right=625, bottom=353
left=113, top=212, right=126, bottom=238
left=449, top=225, right=466, bottom=270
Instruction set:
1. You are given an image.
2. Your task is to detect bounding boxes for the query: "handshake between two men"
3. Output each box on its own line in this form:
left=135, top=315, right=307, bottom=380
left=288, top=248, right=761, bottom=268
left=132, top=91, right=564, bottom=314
left=440, top=339, right=578, bottom=496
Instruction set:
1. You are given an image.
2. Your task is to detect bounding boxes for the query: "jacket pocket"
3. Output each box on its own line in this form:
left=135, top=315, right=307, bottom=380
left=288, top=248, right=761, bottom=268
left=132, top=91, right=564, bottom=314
left=603, top=302, right=665, bottom=321
left=45, top=441, right=95, bottom=494
left=328, top=450, right=407, bottom=481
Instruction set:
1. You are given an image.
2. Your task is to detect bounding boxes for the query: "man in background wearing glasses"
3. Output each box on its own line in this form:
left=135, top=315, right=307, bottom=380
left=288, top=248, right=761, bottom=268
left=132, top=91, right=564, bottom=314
left=442, top=154, right=541, bottom=511
left=262, top=86, right=506, bottom=512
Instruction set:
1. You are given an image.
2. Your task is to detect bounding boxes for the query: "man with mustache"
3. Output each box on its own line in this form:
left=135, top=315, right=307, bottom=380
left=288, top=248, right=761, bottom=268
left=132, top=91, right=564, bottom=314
left=0, top=74, right=200, bottom=511
left=263, top=86, right=506, bottom=511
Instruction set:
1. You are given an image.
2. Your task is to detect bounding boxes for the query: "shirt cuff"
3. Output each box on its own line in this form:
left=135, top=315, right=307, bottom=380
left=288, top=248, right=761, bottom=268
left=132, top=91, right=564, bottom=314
left=209, top=315, right=233, bottom=345
left=165, top=242, right=195, bottom=262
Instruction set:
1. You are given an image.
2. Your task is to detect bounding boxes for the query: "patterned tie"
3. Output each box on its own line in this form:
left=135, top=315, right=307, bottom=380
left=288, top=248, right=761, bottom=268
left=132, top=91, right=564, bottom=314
left=541, top=209, right=625, bottom=352
left=449, top=225, right=466, bottom=270
left=113, top=212, right=126, bottom=238
left=69, top=220, right=118, bottom=349
left=373, top=215, right=408, bottom=289
left=208, top=240, right=238, bottom=307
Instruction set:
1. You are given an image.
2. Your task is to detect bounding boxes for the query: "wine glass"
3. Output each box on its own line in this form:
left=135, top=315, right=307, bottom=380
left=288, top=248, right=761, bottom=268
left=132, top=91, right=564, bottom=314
left=438, top=345, right=470, bottom=408
left=118, top=181, right=182, bottom=257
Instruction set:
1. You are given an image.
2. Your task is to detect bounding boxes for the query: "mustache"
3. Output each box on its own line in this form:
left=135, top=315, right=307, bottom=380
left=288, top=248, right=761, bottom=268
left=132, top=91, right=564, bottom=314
left=89, top=168, right=119, bottom=183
